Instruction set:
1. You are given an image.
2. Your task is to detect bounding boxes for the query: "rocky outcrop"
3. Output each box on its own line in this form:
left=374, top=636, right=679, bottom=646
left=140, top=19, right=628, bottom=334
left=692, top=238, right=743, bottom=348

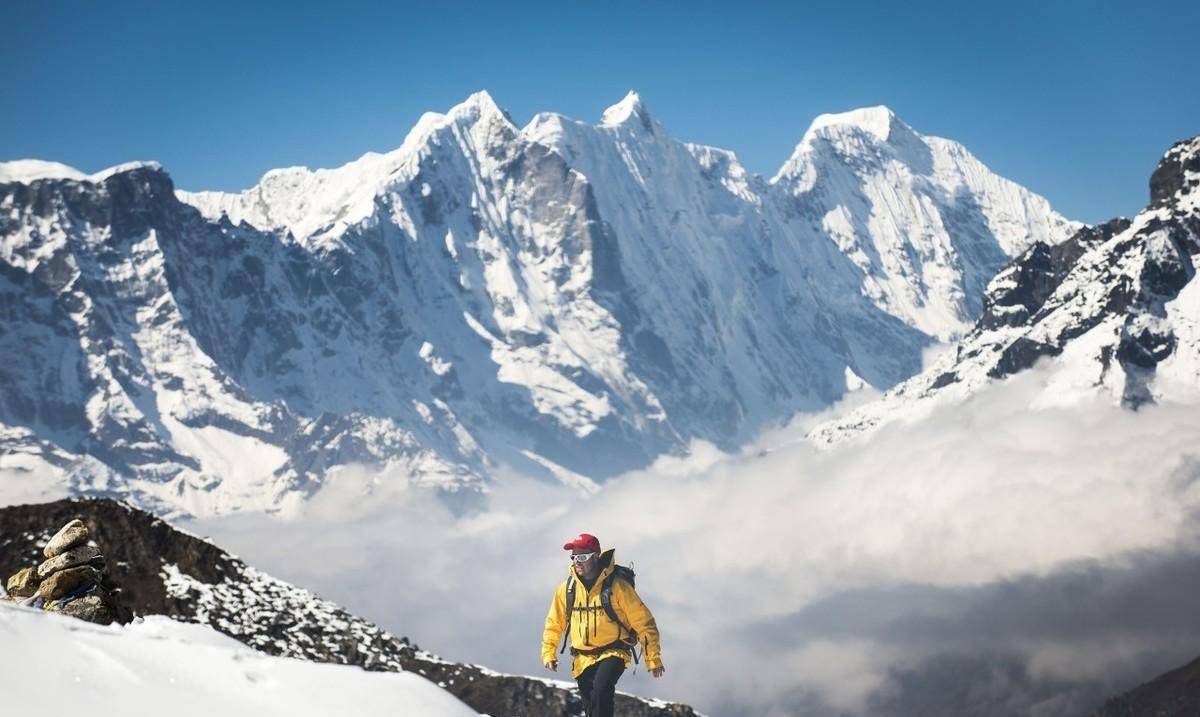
left=1092, top=653, right=1200, bottom=716
left=2, top=517, right=132, bottom=624
left=810, top=135, right=1200, bottom=446
left=0, top=498, right=699, bottom=717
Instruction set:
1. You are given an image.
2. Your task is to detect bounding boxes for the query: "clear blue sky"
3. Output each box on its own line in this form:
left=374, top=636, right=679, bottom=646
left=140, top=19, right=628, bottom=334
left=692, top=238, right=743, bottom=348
left=3, top=1, right=1196, bottom=224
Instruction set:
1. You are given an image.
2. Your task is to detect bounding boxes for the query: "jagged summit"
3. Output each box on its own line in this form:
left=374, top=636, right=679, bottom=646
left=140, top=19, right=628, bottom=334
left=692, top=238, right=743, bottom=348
left=774, top=105, right=930, bottom=183
left=445, top=89, right=513, bottom=128
left=803, top=105, right=902, bottom=142
left=1149, top=136, right=1200, bottom=210
left=1, top=91, right=1077, bottom=516
left=600, top=90, right=654, bottom=130
left=809, top=134, right=1200, bottom=447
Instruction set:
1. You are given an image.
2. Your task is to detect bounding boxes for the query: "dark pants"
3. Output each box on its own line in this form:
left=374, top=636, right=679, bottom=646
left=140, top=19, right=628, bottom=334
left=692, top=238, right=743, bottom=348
left=576, top=656, right=626, bottom=717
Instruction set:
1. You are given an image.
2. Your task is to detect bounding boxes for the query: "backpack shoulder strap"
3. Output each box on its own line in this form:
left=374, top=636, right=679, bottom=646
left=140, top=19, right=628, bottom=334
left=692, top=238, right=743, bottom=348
left=600, top=565, right=641, bottom=664
left=558, top=575, right=575, bottom=655
left=599, top=566, right=635, bottom=634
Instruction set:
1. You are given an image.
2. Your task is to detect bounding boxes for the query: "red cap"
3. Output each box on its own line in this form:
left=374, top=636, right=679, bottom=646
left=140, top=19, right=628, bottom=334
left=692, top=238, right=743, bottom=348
left=563, top=533, right=601, bottom=552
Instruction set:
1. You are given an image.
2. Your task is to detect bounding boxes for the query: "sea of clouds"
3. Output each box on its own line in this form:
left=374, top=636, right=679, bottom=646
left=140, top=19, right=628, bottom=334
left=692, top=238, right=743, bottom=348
left=188, top=366, right=1200, bottom=716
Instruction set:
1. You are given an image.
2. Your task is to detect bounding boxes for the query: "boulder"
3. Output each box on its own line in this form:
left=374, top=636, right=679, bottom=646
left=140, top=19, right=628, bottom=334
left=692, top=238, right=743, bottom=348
left=5, top=567, right=40, bottom=598
left=35, top=565, right=100, bottom=601
left=43, top=519, right=89, bottom=559
left=36, top=544, right=101, bottom=579
left=45, top=594, right=115, bottom=625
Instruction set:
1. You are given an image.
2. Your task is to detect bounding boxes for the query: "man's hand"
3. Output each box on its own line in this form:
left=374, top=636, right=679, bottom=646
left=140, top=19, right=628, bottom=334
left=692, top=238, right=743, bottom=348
left=545, top=659, right=558, bottom=672
left=651, top=666, right=665, bottom=678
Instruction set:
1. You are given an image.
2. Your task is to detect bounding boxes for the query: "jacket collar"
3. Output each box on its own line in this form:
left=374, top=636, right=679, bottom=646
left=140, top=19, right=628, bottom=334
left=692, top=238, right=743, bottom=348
left=572, top=547, right=616, bottom=590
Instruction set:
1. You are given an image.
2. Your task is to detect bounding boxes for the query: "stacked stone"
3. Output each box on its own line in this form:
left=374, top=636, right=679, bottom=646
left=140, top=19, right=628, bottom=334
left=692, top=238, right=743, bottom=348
left=2, top=519, right=131, bottom=625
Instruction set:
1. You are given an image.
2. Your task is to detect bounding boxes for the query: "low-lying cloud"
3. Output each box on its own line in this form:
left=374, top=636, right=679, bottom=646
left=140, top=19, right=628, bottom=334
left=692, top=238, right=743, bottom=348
left=190, top=368, right=1200, bottom=715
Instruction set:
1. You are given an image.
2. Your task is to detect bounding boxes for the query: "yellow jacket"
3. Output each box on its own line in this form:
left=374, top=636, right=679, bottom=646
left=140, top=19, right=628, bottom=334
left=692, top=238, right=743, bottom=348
left=540, top=549, right=663, bottom=678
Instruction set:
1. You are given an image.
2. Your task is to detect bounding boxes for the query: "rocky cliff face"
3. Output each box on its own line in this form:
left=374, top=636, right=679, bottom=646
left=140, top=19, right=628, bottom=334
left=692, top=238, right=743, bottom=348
left=0, top=92, right=1076, bottom=516
left=0, top=497, right=699, bottom=717
left=1092, top=653, right=1200, bottom=717
left=810, top=136, right=1200, bottom=446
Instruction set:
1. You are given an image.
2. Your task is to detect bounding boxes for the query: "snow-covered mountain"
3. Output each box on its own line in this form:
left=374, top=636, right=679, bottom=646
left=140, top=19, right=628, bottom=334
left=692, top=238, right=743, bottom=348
left=810, top=136, right=1200, bottom=446
left=0, top=91, right=1076, bottom=516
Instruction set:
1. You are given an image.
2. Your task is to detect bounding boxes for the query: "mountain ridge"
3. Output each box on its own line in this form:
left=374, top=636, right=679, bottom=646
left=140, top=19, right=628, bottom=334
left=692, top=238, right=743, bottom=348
left=808, top=135, right=1200, bottom=447
left=0, top=92, right=1076, bottom=517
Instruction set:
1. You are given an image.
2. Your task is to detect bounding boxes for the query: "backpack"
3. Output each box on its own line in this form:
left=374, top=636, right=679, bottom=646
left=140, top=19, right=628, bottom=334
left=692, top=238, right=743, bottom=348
left=558, top=563, right=640, bottom=663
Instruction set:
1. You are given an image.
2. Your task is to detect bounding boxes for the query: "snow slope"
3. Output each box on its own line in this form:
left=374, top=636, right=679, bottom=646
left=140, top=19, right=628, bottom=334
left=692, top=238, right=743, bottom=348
left=0, top=604, right=480, bottom=717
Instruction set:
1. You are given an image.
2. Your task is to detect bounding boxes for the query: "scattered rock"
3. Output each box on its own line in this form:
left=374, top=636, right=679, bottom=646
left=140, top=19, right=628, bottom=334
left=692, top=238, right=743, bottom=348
left=43, top=519, right=89, bottom=559
left=5, top=567, right=40, bottom=598
left=36, top=544, right=101, bottom=579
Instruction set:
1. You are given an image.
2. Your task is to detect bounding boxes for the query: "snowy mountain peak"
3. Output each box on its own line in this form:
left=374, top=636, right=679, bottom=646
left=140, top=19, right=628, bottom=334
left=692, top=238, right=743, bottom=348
left=0, top=159, right=89, bottom=183
left=804, top=105, right=902, bottom=143
left=0, top=159, right=164, bottom=185
left=90, top=161, right=166, bottom=182
left=3, top=92, right=1081, bottom=516
left=600, top=90, right=654, bottom=131
left=773, top=105, right=929, bottom=186
left=445, top=89, right=513, bottom=129
left=809, top=134, right=1200, bottom=447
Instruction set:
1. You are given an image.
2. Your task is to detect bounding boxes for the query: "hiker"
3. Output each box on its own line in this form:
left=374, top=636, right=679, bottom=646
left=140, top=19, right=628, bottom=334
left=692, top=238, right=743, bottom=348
left=541, top=533, right=664, bottom=717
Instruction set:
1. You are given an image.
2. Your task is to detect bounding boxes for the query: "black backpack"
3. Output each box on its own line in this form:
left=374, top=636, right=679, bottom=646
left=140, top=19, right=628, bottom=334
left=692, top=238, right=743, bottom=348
left=558, top=564, right=640, bottom=662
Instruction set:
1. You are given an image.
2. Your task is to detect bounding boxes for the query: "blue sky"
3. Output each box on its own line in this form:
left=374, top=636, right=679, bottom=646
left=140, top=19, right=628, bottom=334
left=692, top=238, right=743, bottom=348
left=3, top=1, right=1196, bottom=223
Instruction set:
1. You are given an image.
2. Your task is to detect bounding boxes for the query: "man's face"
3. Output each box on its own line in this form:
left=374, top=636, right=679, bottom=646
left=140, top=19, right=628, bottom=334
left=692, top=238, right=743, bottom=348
left=572, top=549, right=600, bottom=579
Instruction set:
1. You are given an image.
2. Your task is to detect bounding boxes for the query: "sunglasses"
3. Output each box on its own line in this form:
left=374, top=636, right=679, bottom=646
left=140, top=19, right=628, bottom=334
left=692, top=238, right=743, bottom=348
left=570, top=552, right=596, bottom=563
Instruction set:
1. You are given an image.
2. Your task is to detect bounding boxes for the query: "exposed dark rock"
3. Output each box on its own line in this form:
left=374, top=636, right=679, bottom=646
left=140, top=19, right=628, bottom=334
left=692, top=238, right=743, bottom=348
left=45, top=593, right=117, bottom=624
left=0, top=498, right=700, bottom=717
left=1150, top=137, right=1200, bottom=209
left=979, top=218, right=1132, bottom=332
left=929, top=371, right=958, bottom=389
left=988, top=337, right=1062, bottom=378
left=1092, top=653, right=1200, bottom=716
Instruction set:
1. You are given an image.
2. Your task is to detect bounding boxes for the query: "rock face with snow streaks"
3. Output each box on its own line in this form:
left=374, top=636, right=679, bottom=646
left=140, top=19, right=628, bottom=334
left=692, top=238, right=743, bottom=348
left=810, top=136, right=1200, bottom=446
left=0, top=92, right=1075, bottom=515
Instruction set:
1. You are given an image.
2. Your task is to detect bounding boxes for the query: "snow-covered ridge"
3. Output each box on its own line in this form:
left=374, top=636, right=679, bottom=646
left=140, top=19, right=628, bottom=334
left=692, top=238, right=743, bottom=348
left=176, top=90, right=513, bottom=243
left=0, top=90, right=1079, bottom=515
left=808, top=134, right=1200, bottom=447
left=0, top=159, right=162, bottom=184
left=802, top=105, right=899, bottom=142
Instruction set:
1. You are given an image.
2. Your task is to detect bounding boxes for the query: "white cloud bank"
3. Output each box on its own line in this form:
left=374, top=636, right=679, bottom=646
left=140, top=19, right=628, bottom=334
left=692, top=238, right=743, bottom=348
left=190, top=367, right=1200, bottom=716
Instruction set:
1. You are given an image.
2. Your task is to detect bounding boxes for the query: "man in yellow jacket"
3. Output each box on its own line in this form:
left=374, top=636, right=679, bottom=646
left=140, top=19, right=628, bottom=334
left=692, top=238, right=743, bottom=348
left=542, top=533, right=664, bottom=717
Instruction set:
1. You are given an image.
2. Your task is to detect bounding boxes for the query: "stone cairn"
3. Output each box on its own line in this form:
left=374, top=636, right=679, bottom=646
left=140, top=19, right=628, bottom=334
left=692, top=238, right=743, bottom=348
left=2, top=518, right=132, bottom=625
